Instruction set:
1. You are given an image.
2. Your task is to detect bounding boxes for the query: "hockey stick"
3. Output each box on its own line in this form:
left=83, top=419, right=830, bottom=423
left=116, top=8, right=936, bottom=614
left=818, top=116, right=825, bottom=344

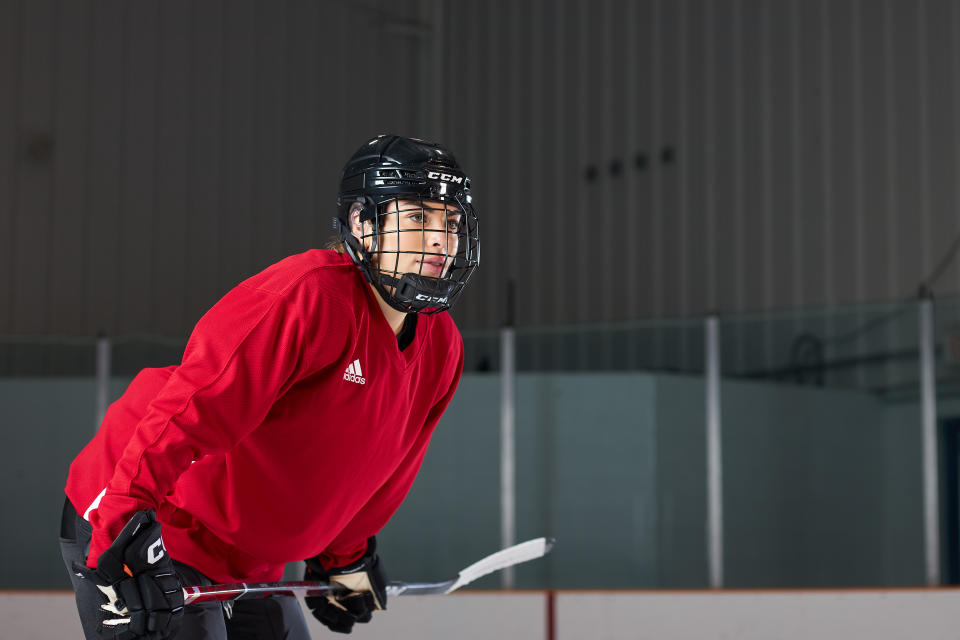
left=182, top=537, right=555, bottom=604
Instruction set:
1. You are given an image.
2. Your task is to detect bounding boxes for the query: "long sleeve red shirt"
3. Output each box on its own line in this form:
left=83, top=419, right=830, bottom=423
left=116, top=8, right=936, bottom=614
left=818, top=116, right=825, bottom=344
left=65, top=249, right=464, bottom=582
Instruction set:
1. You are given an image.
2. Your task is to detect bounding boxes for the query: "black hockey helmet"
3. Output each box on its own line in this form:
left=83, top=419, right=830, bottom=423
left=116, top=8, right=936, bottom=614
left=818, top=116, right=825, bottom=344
left=335, top=135, right=480, bottom=314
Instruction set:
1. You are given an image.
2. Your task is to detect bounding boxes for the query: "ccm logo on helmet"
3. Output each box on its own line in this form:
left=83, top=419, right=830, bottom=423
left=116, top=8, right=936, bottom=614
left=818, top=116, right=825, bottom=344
left=426, top=171, right=464, bottom=184
left=416, top=294, right=449, bottom=304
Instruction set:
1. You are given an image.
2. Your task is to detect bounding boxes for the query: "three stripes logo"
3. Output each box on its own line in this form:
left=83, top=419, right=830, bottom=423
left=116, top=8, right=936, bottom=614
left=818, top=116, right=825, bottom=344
left=343, top=359, right=366, bottom=385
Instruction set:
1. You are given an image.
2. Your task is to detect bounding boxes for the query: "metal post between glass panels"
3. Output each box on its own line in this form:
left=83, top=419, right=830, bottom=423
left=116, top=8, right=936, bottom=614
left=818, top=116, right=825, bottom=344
left=95, top=336, right=111, bottom=432
left=919, top=295, right=939, bottom=586
left=705, top=315, right=724, bottom=588
left=500, top=325, right=516, bottom=589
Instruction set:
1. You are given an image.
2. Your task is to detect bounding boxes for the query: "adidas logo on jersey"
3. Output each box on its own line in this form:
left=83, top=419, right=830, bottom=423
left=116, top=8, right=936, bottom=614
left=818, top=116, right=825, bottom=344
left=343, top=359, right=366, bottom=385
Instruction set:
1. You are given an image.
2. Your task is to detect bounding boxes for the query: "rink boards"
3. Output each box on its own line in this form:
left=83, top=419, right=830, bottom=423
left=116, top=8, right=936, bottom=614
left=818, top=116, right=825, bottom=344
left=3, top=588, right=959, bottom=639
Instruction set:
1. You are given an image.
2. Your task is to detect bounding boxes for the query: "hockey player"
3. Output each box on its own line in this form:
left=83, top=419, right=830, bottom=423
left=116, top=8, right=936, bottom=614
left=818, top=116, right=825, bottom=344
left=59, top=135, right=480, bottom=639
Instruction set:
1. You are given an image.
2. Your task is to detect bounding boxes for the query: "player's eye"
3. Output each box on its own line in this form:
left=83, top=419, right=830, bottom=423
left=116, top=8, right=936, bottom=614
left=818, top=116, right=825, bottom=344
left=447, top=218, right=461, bottom=233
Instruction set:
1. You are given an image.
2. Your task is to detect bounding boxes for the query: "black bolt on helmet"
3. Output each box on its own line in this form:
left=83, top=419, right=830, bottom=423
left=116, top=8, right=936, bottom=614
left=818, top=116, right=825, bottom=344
left=335, top=135, right=480, bottom=314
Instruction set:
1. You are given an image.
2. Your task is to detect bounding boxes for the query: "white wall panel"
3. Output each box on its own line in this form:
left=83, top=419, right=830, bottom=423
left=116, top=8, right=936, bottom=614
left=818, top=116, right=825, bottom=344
left=555, top=591, right=960, bottom=640
left=5, top=590, right=960, bottom=640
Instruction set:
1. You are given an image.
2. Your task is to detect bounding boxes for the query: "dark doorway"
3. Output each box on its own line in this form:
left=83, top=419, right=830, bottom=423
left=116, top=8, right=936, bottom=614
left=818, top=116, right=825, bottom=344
left=941, top=417, right=960, bottom=584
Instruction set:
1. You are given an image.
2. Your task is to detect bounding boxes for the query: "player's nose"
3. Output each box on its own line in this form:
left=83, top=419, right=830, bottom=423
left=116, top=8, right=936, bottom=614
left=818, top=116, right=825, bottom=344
left=424, top=225, right=446, bottom=248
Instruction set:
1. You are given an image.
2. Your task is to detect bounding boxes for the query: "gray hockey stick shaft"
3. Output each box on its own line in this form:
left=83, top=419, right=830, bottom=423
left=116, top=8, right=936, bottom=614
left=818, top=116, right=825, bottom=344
left=183, top=537, right=554, bottom=604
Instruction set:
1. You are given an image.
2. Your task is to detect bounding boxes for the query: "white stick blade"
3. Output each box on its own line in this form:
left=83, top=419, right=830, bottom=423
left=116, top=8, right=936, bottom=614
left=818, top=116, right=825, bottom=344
left=445, top=537, right=555, bottom=593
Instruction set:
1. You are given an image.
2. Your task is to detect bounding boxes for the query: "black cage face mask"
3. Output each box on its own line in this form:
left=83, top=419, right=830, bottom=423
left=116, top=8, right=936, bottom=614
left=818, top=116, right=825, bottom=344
left=349, top=194, right=479, bottom=314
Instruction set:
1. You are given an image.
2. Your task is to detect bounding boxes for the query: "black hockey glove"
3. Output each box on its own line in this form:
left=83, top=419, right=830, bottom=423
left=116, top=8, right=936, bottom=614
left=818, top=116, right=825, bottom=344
left=73, top=510, right=184, bottom=640
left=303, top=537, right=387, bottom=634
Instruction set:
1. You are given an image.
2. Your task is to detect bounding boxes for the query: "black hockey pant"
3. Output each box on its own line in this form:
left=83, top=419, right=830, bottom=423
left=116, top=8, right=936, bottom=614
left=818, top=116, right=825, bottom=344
left=59, top=497, right=311, bottom=640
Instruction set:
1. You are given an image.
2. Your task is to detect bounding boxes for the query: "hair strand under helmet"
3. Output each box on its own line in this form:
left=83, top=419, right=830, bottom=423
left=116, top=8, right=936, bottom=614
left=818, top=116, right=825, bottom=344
left=335, top=135, right=480, bottom=314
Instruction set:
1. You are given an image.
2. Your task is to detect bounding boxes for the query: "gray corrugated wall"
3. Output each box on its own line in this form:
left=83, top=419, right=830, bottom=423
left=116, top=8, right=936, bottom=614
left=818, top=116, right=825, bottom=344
left=3, top=0, right=960, bottom=335
left=0, top=0, right=426, bottom=336
left=441, top=0, right=960, bottom=330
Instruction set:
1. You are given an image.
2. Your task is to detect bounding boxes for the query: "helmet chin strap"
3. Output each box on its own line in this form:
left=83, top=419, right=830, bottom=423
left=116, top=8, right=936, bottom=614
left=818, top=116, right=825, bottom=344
left=375, top=272, right=461, bottom=313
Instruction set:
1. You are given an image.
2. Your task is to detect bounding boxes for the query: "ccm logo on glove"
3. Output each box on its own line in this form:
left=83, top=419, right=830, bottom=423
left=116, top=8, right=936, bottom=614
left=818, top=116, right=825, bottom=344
left=74, top=510, right=184, bottom=640
left=148, top=537, right=165, bottom=564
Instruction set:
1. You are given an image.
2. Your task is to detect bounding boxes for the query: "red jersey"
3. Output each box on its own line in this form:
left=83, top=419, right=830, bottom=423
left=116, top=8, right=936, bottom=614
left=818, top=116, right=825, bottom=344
left=65, top=250, right=464, bottom=582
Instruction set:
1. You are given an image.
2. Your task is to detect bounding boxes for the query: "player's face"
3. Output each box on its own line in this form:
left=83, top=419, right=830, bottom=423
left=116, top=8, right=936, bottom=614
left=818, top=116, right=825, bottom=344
left=373, top=199, right=462, bottom=279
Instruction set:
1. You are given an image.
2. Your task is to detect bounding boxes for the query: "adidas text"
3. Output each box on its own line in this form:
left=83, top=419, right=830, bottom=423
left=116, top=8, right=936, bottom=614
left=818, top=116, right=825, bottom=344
left=344, top=359, right=366, bottom=385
